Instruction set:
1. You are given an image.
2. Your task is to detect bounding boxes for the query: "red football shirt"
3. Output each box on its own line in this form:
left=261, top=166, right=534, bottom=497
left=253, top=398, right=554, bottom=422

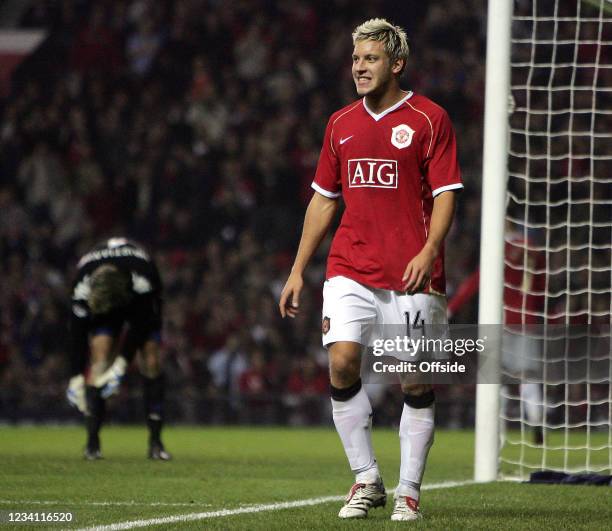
left=312, top=92, right=463, bottom=293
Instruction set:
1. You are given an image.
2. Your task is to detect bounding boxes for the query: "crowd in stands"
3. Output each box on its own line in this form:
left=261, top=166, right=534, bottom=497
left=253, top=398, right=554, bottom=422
left=1, top=0, right=488, bottom=425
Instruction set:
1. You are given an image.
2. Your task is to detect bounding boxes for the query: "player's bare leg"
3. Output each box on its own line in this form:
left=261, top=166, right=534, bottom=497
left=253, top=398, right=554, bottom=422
left=138, top=340, right=171, bottom=460
left=87, top=334, right=114, bottom=384
left=83, top=334, right=114, bottom=460
left=392, top=376, right=435, bottom=521
left=330, top=341, right=385, bottom=518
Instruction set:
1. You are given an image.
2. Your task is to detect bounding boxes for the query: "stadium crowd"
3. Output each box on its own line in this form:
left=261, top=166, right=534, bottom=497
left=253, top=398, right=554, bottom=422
left=2, top=0, right=487, bottom=426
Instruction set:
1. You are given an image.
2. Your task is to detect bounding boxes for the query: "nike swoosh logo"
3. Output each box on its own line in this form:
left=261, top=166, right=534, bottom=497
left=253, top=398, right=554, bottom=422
left=339, top=135, right=354, bottom=145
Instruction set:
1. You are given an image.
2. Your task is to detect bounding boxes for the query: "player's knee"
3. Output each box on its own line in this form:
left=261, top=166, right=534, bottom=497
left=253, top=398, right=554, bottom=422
left=402, top=384, right=435, bottom=408
left=140, top=356, right=161, bottom=378
left=330, top=367, right=360, bottom=389
left=329, top=348, right=360, bottom=388
left=401, top=383, right=432, bottom=397
left=139, top=341, right=161, bottom=378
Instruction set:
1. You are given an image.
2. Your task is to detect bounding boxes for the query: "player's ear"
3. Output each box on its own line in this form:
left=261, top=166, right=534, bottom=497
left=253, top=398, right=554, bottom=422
left=392, top=58, right=405, bottom=75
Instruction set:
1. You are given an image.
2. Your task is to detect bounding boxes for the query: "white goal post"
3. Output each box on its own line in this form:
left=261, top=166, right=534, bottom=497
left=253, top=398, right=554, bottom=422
left=476, top=0, right=612, bottom=481
left=474, top=0, right=513, bottom=483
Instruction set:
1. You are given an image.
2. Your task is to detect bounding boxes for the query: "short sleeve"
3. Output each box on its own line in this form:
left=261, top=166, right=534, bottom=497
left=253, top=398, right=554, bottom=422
left=424, top=110, right=463, bottom=197
left=311, top=117, right=341, bottom=198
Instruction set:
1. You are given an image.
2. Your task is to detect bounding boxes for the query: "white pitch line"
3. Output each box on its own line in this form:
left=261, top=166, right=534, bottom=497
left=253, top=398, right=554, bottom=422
left=76, top=479, right=476, bottom=531
left=0, top=500, right=212, bottom=508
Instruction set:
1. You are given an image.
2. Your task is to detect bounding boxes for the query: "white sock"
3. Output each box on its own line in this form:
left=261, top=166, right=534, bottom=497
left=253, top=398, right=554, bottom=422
left=398, top=402, right=435, bottom=501
left=332, top=387, right=380, bottom=484
left=521, top=383, right=543, bottom=424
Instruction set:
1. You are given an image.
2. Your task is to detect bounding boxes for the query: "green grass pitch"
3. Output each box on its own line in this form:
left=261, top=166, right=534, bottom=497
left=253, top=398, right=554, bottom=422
left=2, top=426, right=611, bottom=529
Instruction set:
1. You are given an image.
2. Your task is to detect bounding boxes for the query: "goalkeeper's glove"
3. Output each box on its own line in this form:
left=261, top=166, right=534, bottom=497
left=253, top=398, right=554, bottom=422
left=66, top=374, right=88, bottom=414
left=95, top=355, right=128, bottom=399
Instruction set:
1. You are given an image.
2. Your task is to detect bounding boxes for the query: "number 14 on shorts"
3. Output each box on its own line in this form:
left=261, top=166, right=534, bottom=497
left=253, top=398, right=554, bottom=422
left=405, top=311, right=425, bottom=337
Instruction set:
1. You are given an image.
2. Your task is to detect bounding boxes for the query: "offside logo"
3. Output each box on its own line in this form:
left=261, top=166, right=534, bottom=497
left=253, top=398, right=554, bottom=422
left=348, top=159, right=398, bottom=189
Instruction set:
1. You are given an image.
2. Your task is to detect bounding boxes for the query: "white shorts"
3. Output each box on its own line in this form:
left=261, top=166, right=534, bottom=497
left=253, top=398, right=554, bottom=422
left=321, top=275, right=448, bottom=348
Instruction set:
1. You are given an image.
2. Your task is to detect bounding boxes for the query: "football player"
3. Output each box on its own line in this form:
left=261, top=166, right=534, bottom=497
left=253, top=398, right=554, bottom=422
left=67, top=238, right=171, bottom=460
left=280, top=18, right=462, bottom=521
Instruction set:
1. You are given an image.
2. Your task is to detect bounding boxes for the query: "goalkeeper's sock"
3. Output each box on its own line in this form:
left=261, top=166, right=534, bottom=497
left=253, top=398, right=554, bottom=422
left=85, top=386, right=106, bottom=450
left=331, top=379, right=380, bottom=483
left=398, top=392, right=435, bottom=501
left=143, top=374, right=164, bottom=445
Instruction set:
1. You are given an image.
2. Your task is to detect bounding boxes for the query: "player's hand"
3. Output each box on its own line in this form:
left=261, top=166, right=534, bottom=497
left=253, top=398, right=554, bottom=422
left=402, top=245, right=437, bottom=294
left=279, top=272, right=303, bottom=318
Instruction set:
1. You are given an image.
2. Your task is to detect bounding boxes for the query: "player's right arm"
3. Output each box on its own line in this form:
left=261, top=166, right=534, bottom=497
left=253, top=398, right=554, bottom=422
left=279, top=191, right=338, bottom=318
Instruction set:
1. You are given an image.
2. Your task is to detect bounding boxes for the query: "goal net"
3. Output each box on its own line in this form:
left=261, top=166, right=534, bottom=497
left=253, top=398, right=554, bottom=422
left=499, top=0, right=612, bottom=479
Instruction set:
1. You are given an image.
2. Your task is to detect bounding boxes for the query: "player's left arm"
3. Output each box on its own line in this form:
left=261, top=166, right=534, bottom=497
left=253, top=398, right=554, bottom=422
left=402, top=191, right=457, bottom=293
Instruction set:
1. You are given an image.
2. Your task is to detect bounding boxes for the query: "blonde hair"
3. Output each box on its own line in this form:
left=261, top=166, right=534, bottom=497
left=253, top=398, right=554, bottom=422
left=89, top=264, right=132, bottom=315
left=352, top=18, right=410, bottom=73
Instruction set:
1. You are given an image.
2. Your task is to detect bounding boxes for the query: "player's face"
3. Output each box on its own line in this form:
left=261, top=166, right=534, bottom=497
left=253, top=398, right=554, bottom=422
left=352, top=39, right=397, bottom=97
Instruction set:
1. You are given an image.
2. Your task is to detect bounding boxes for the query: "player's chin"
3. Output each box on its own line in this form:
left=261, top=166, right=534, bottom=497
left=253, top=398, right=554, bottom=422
left=354, top=82, right=374, bottom=96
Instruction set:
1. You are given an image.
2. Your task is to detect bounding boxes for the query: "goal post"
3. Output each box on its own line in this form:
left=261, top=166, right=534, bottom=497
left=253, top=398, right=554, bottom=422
left=476, top=0, right=612, bottom=481
left=474, top=0, right=513, bottom=483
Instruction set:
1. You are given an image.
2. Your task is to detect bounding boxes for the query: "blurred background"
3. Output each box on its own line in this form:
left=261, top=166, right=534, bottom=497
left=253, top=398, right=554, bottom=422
left=0, top=0, right=486, bottom=427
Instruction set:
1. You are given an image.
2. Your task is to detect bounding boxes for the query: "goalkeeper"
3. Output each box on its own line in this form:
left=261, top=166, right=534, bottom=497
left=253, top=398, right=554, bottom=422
left=66, top=238, right=171, bottom=461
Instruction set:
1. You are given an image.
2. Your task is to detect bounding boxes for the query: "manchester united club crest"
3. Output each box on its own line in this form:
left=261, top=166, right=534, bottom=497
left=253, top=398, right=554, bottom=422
left=322, top=316, right=330, bottom=335
left=391, top=124, right=415, bottom=149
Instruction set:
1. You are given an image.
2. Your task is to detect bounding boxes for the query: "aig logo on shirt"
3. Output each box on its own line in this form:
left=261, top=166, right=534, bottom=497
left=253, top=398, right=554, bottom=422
left=348, top=159, right=398, bottom=189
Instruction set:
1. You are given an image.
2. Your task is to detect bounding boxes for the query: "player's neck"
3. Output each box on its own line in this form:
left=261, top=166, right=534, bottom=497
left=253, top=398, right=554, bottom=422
left=364, top=85, right=406, bottom=115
